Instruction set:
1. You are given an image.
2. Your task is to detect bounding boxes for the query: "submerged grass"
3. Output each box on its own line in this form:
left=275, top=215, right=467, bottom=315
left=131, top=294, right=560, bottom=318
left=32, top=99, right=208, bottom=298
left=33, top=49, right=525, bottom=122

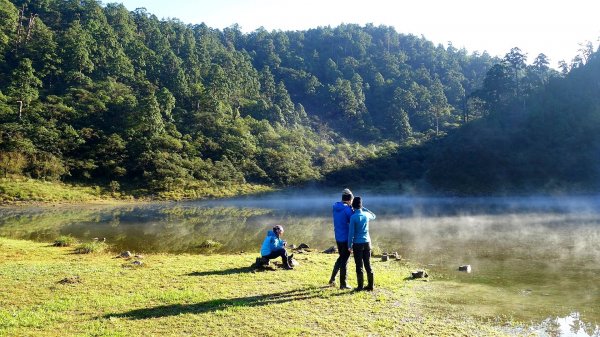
left=0, top=238, right=521, bottom=336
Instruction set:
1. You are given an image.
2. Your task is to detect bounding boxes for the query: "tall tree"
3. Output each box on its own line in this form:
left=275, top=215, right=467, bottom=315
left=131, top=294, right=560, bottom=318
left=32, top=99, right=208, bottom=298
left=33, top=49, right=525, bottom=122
left=388, top=87, right=413, bottom=140
left=0, top=0, right=18, bottom=64
left=60, top=19, right=94, bottom=82
left=6, top=58, right=42, bottom=117
left=479, top=63, right=512, bottom=112
left=429, top=78, right=451, bottom=135
left=503, top=47, right=527, bottom=105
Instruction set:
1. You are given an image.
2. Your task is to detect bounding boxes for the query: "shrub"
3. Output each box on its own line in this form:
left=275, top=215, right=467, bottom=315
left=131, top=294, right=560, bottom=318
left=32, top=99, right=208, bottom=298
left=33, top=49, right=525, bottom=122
left=197, top=239, right=223, bottom=253
left=53, top=235, right=77, bottom=247
left=109, top=181, right=120, bottom=193
left=198, top=239, right=222, bottom=249
left=74, top=241, right=108, bottom=254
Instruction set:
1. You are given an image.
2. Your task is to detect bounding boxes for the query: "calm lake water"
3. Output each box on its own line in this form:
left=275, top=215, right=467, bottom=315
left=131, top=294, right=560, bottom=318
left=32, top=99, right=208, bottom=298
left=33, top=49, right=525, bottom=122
left=1, top=192, right=599, bottom=336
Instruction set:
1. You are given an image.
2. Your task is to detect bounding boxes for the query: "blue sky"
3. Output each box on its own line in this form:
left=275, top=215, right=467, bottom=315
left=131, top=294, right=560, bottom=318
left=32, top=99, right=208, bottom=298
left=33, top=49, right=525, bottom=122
left=116, top=0, right=600, bottom=67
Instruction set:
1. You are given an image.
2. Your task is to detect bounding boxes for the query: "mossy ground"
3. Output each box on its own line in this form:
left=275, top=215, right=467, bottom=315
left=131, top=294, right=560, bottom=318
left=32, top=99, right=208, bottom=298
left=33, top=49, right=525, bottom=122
left=0, top=238, right=524, bottom=336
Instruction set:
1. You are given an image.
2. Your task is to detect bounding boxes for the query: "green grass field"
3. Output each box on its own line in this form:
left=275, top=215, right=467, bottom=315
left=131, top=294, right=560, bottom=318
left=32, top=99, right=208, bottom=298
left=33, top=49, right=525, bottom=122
left=0, top=238, right=522, bottom=336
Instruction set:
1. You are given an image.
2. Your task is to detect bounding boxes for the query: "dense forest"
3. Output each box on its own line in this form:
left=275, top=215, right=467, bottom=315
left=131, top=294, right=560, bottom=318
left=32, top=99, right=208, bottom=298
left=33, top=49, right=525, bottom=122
left=0, top=0, right=597, bottom=197
left=327, top=42, right=600, bottom=194
left=425, top=44, right=600, bottom=193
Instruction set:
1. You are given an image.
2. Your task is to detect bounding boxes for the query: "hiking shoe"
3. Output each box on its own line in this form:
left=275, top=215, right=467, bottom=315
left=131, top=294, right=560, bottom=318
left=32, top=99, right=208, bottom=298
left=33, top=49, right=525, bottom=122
left=328, top=281, right=336, bottom=287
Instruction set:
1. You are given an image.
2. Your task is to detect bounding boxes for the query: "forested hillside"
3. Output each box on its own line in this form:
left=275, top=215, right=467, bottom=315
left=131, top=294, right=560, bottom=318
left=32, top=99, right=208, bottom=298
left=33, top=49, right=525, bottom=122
left=425, top=46, right=600, bottom=193
left=326, top=45, right=600, bottom=194
left=0, top=0, right=497, bottom=196
left=0, top=0, right=595, bottom=197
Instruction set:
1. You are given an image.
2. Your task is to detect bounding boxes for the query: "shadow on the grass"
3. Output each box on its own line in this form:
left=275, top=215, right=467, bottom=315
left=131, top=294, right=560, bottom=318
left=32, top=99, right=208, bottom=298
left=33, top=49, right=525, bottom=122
left=104, top=287, right=347, bottom=320
left=184, top=267, right=255, bottom=276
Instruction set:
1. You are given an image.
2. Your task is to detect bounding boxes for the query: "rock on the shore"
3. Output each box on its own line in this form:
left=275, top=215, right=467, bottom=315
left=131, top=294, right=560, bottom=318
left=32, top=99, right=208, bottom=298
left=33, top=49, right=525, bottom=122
left=322, top=246, right=337, bottom=254
left=118, top=251, right=133, bottom=259
left=251, top=257, right=271, bottom=269
left=411, top=270, right=428, bottom=279
left=458, top=265, right=472, bottom=273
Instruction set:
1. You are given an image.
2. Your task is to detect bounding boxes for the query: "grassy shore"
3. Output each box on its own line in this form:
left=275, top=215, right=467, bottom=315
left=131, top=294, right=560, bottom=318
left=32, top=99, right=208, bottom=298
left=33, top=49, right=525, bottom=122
left=0, top=177, right=273, bottom=205
left=0, top=238, right=521, bottom=336
left=0, top=178, right=117, bottom=204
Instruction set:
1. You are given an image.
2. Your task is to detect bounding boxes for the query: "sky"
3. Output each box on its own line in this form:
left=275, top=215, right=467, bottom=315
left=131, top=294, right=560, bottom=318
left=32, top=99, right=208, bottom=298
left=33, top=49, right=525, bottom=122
left=117, top=0, right=600, bottom=67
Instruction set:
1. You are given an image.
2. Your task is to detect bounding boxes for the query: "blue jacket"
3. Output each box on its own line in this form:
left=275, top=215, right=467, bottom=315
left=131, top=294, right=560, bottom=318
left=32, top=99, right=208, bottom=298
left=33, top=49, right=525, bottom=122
left=333, top=201, right=354, bottom=242
left=261, top=230, right=285, bottom=256
left=348, top=208, right=376, bottom=247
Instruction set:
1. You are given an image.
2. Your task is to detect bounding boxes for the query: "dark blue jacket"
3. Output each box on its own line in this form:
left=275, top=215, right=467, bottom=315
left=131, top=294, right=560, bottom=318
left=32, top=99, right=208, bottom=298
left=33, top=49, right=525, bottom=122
left=348, top=208, right=376, bottom=247
left=332, top=201, right=354, bottom=242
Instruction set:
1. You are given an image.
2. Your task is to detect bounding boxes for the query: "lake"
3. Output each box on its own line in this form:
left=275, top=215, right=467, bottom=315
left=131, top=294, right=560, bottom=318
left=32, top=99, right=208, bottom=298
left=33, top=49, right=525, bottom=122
left=1, top=192, right=599, bottom=336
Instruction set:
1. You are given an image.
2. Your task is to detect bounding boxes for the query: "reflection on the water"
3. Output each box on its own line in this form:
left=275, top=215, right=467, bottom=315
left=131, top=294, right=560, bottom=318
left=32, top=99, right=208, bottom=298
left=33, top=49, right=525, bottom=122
left=1, top=193, right=600, bottom=333
left=534, top=313, right=600, bottom=337
left=0, top=205, right=277, bottom=253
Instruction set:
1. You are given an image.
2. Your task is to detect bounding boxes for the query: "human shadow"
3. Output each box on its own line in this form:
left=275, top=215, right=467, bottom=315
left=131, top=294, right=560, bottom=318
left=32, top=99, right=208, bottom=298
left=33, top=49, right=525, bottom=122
left=185, top=267, right=255, bottom=277
left=104, top=287, right=341, bottom=320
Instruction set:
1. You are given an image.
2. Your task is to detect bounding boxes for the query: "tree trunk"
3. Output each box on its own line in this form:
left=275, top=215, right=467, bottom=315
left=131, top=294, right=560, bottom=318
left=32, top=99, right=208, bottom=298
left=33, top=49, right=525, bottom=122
left=17, top=101, right=23, bottom=119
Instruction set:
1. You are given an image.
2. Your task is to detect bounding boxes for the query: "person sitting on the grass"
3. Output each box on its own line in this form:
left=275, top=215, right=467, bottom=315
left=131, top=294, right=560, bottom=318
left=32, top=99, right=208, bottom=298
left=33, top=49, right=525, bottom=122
left=260, top=225, right=293, bottom=269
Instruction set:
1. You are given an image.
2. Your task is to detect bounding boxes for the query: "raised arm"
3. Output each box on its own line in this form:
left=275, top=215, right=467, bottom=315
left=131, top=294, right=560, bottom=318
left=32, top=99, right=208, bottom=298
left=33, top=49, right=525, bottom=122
left=362, top=207, right=376, bottom=220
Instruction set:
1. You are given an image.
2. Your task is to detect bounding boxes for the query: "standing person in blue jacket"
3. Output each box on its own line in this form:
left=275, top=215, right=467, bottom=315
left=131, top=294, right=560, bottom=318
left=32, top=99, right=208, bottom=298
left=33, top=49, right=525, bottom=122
left=348, top=196, right=376, bottom=291
left=260, top=225, right=293, bottom=269
left=328, top=188, right=354, bottom=289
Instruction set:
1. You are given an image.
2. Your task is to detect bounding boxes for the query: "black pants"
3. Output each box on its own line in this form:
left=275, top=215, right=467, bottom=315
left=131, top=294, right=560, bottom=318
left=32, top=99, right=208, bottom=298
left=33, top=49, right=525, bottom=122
left=330, top=241, right=350, bottom=283
left=352, top=242, right=372, bottom=275
left=262, top=248, right=288, bottom=264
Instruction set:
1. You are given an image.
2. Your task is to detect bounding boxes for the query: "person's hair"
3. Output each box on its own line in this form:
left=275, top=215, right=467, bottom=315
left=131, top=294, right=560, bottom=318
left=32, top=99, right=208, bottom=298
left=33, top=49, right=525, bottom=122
left=351, top=196, right=362, bottom=209
left=342, top=188, right=353, bottom=201
left=273, top=225, right=284, bottom=233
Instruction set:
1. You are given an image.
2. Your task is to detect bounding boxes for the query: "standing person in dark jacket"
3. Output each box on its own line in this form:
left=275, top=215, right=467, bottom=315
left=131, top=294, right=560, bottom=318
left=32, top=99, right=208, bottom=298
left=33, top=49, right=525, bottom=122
left=328, top=188, right=354, bottom=289
left=348, top=196, right=376, bottom=291
left=260, top=225, right=293, bottom=269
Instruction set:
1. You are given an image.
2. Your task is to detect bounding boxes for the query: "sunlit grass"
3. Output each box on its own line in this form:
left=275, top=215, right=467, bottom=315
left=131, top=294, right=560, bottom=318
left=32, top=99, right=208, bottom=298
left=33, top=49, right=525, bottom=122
left=0, top=237, right=518, bottom=336
left=0, top=177, right=109, bottom=203
left=154, top=181, right=274, bottom=200
left=0, top=177, right=274, bottom=204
